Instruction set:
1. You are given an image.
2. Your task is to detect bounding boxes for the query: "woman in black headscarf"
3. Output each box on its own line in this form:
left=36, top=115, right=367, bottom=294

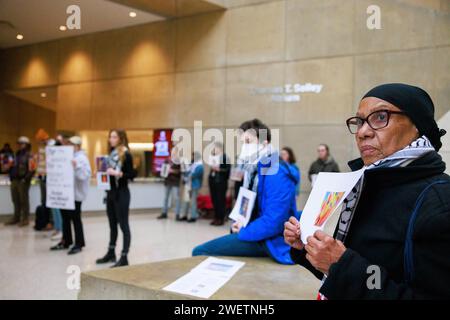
left=285, top=83, right=449, bottom=299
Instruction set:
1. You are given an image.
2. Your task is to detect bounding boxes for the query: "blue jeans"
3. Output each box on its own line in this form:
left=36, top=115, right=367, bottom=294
left=190, top=188, right=199, bottom=219
left=162, top=185, right=181, bottom=216
left=52, top=208, right=62, bottom=231
left=181, top=188, right=200, bottom=219
left=192, top=233, right=269, bottom=258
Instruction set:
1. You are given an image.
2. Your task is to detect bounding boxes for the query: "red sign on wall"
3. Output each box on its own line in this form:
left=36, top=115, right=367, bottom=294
left=152, top=129, right=173, bottom=176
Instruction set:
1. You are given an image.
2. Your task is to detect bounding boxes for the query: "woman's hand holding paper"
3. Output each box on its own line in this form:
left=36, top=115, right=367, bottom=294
left=284, top=217, right=304, bottom=250
left=305, top=230, right=346, bottom=275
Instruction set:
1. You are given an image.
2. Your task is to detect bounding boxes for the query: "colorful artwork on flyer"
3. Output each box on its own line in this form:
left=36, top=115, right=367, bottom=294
left=314, top=191, right=345, bottom=226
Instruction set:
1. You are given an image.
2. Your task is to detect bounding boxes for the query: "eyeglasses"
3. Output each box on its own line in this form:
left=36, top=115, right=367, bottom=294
left=346, top=109, right=405, bottom=134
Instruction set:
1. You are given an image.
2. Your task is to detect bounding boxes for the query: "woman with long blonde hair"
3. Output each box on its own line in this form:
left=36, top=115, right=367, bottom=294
left=96, top=129, right=136, bottom=267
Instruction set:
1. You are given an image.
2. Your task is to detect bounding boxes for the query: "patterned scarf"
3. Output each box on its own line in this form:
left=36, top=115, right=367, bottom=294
left=239, top=144, right=274, bottom=192
left=108, top=148, right=122, bottom=171
left=336, top=135, right=435, bottom=242
left=318, top=136, right=435, bottom=300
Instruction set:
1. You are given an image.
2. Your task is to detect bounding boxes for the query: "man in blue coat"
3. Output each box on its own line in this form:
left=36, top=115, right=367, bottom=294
left=192, top=119, right=300, bottom=264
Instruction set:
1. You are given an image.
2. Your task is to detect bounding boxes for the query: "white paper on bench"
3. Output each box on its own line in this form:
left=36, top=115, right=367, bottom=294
left=163, top=257, right=245, bottom=298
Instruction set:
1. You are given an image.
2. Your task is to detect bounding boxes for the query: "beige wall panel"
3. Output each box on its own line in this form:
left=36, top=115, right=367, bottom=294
left=354, top=0, right=435, bottom=54
left=441, top=0, right=450, bottom=12
left=226, top=1, right=285, bottom=66
left=128, top=75, right=176, bottom=128
left=286, top=0, right=355, bottom=61
left=283, top=57, right=353, bottom=125
left=176, top=11, right=227, bottom=72
left=434, top=10, right=450, bottom=46
left=353, top=49, right=436, bottom=113
left=59, top=35, right=95, bottom=84
left=174, top=69, right=225, bottom=127
left=225, top=62, right=285, bottom=126
left=17, top=103, right=56, bottom=149
left=57, top=83, right=92, bottom=131
left=90, top=79, right=130, bottom=130
left=0, top=94, right=20, bottom=134
left=281, top=125, right=353, bottom=192
left=397, top=0, right=442, bottom=11
left=0, top=46, right=30, bottom=90
left=432, top=47, right=450, bottom=119
left=92, top=21, right=175, bottom=80
left=225, top=0, right=280, bottom=8
left=19, top=41, right=59, bottom=88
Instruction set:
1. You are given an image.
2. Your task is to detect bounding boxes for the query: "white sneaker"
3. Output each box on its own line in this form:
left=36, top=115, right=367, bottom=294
left=51, top=231, right=62, bottom=241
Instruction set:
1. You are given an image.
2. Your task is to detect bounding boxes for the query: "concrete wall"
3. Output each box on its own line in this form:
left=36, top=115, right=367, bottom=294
left=0, top=93, right=56, bottom=152
left=0, top=0, right=449, bottom=207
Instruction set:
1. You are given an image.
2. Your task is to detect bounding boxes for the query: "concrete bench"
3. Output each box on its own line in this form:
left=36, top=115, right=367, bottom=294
left=78, top=256, right=321, bottom=300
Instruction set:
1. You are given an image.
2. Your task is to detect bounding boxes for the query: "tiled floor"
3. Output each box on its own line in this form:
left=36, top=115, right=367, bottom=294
left=0, top=212, right=228, bottom=300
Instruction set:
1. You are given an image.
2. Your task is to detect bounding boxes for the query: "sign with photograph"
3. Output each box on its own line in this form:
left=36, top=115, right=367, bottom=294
left=152, top=129, right=173, bottom=176
left=229, top=187, right=257, bottom=227
left=95, top=155, right=110, bottom=190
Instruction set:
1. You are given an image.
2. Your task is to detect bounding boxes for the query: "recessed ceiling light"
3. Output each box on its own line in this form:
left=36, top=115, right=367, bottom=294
left=16, top=34, right=23, bottom=40
left=59, top=25, right=67, bottom=31
left=40, top=92, right=47, bottom=98
left=129, top=11, right=137, bottom=18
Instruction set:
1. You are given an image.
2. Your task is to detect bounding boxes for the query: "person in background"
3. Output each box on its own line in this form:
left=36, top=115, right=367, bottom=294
left=35, top=128, right=53, bottom=231
left=157, top=148, right=182, bottom=220
left=178, top=157, right=191, bottom=222
left=56, top=133, right=69, bottom=146
left=48, top=138, right=63, bottom=241
left=208, top=142, right=230, bottom=226
left=96, top=129, right=136, bottom=267
left=187, top=152, right=204, bottom=223
left=51, top=136, right=91, bottom=255
left=308, top=144, right=340, bottom=185
left=281, top=147, right=301, bottom=200
left=5, top=137, right=35, bottom=227
left=0, top=143, right=14, bottom=174
left=193, top=119, right=299, bottom=264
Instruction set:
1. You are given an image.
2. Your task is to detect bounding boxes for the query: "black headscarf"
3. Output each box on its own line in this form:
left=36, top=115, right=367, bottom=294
left=362, top=83, right=446, bottom=151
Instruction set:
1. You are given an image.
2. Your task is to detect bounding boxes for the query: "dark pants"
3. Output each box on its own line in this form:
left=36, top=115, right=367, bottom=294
left=61, top=201, right=85, bottom=247
left=38, top=176, right=46, bottom=206
left=209, top=178, right=228, bottom=221
left=10, top=179, right=30, bottom=222
left=106, top=188, right=131, bottom=255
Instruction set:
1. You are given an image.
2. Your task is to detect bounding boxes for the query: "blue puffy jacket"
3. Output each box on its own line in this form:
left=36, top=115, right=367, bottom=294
left=238, top=153, right=300, bottom=264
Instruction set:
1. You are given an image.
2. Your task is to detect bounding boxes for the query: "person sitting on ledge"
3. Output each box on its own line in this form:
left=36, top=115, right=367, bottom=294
left=193, top=119, right=300, bottom=265
left=285, top=83, right=450, bottom=299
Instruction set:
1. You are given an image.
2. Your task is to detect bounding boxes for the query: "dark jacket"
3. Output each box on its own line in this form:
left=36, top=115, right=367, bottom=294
left=291, top=151, right=450, bottom=299
left=9, top=149, right=35, bottom=181
left=208, top=154, right=231, bottom=185
left=308, top=156, right=340, bottom=181
left=109, top=152, right=136, bottom=191
left=164, top=161, right=181, bottom=187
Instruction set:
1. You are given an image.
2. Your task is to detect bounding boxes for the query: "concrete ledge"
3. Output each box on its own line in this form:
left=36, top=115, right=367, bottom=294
left=79, top=256, right=320, bottom=300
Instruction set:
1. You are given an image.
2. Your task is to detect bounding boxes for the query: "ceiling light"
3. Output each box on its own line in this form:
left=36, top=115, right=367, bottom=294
left=40, top=92, right=47, bottom=98
left=16, top=34, right=23, bottom=40
left=59, top=25, right=67, bottom=31
left=129, top=11, right=137, bottom=18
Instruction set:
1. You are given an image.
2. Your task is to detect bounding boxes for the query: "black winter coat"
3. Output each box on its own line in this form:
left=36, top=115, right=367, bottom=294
left=291, top=151, right=450, bottom=299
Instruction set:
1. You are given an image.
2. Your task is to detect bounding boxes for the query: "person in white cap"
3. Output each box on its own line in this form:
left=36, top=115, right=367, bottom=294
left=51, top=136, right=91, bottom=255
left=5, top=136, right=35, bottom=226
